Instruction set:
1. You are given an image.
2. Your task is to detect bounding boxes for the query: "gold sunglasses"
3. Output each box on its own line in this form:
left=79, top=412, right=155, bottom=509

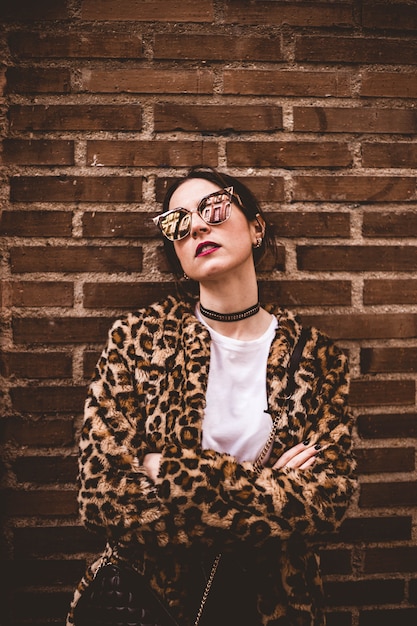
left=153, top=187, right=239, bottom=242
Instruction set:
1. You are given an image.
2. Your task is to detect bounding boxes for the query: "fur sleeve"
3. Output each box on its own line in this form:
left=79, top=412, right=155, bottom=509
left=77, top=316, right=165, bottom=538
left=156, top=333, right=356, bottom=547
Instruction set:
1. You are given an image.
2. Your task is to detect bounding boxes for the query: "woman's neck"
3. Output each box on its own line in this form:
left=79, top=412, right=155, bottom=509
left=198, top=282, right=272, bottom=340
left=198, top=304, right=273, bottom=340
left=198, top=272, right=259, bottom=314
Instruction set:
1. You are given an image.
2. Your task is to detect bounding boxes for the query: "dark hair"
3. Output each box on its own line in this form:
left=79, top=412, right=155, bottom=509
left=159, top=166, right=276, bottom=292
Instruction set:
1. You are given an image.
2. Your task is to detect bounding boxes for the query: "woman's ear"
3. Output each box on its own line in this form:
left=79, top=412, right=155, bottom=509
left=251, top=214, right=266, bottom=248
left=255, top=214, right=266, bottom=237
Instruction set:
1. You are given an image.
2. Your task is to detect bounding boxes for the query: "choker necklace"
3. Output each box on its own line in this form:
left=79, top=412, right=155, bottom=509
left=199, top=302, right=260, bottom=322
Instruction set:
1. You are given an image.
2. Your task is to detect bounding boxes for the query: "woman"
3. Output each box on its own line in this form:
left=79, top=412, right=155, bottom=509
left=67, top=167, right=356, bottom=626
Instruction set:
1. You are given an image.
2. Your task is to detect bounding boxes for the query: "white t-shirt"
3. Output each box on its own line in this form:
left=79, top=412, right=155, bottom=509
left=196, top=308, right=278, bottom=462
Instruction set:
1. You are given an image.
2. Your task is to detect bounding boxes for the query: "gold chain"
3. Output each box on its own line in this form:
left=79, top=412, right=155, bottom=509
left=253, top=404, right=287, bottom=475
left=194, top=552, right=222, bottom=626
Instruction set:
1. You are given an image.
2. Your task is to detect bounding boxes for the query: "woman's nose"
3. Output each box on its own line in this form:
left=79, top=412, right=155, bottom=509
left=190, top=211, right=210, bottom=238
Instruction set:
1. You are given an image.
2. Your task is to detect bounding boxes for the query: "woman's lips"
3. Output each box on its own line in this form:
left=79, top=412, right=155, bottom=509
left=195, top=242, right=220, bottom=257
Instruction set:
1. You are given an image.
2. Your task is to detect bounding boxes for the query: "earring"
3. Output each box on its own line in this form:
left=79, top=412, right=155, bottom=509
left=183, top=273, right=190, bottom=280
left=254, top=238, right=262, bottom=248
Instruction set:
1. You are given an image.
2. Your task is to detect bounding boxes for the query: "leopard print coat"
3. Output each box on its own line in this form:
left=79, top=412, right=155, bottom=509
left=67, top=295, right=356, bottom=626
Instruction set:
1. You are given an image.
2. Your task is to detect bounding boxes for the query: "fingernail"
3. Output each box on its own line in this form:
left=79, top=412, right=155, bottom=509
left=314, top=443, right=321, bottom=450
left=303, top=439, right=310, bottom=446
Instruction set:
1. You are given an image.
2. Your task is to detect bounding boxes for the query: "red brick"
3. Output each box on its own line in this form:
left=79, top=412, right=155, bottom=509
left=83, top=351, right=100, bottom=380
left=10, top=176, right=143, bottom=203
left=82, top=212, right=156, bottom=238
left=293, top=107, right=417, bottom=134
left=361, top=348, right=417, bottom=374
left=7, top=590, right=77, bottom=620
left=239, top=177, right=287, bottom=202
left=295, top=36, right=417, bottom=64
left=0, top=211, right=72, bottom=237
left=298, top=245, right=417, bottom=272
left=6, top=68, right=71, bottom=94
left=326, top=612, right=351, bottom=626
left=300, top=313, right=417, bottom=340
left=0, top=416, right=74, bottom=447
left=227, top=141, right=352, bottom=167
left=362, top=143, right=417, bottom=167
left=224, top=70, right=352, bottom=96
left=360, top=481, right=417, bottom=508
left=364, top=280, right=417, bottom=305
left=365, top=547, right=417, bottom=574
left=361, top=72, right=417, bottom=98
left=339, top=516, right=412, bottom=542
left=9, top=104, right=142, bottom=131
left=13, top=525, right=102, bottom=557
left=320, top=549, right=352, bottom=575
left=1, top=0, right=69, bottom=20
left=11, top=282, right=74, bottom=307
left=13, top=456, right=77, bottom=483
left=154, top=104, right=283, bottom=133
left=362, top=4, right=417, bottom=31
left=154, top=34, right=282, bottom=61
left=8, top=559, right=83, bottom=586
left=359, top=609, right=417, bottom=626
left=355, top=447, right=415, bottom=474
left=363, top=213, right=417, bottom=237
left=293, top=176, right=416, bottom=202
left=81, top=69, right=214, bottom=94
left=12, top=317, right=112, bottom=344
left=259, top=280, right=351, bottom=307
left=350, top=380, right=415, bottom=407
left=83, top=282, right=174, bottom=309
left=325, top=579, right=404, bottom=606
left=86, top=140, right=218, bottom=167
left=1, top=139, right=74, bottom=165
left=357, top=413, right=417, bottom=439
left=81, top=0, right=214, bottom=22
left=266, top=212, right=350, bottom=238
left=2, top=489, right=77, bottom=517
left=155, top=176, right=285, bottom=203
left=224, top=1, right=353, bottom=26
left=1, top=351, right=72, bottom=378
left=9, top=386, right=86, bottom=412
left=8, top=32, right=143, bottom=58
left=10, top=246, right=142, bottom=273
left=410, top=582, right=417, bottom=604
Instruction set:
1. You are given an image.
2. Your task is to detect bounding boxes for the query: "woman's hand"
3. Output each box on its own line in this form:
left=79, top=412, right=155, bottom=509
left=273, top=441, right=320, bottom=471
left=143, top=452, right=162, bottom=482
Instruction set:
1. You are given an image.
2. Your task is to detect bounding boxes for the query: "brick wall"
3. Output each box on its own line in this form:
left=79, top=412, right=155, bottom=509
left=1, top=1, right=417, bottom=624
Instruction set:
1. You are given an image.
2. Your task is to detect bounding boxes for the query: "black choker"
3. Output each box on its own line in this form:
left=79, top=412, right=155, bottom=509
left=199, top=302, right=260, bottom=322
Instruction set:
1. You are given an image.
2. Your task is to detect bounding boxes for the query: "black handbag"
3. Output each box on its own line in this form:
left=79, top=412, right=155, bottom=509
left=73, top=561, right=180, bottom=626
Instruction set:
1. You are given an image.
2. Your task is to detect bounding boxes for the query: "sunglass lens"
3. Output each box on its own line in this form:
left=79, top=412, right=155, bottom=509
left=199, top=191, right=232, bottom=224
left=160, top=210, right=191, bottom=241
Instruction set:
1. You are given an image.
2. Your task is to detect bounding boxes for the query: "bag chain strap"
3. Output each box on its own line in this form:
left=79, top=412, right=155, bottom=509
left=194, top=552, right=222, bottom=626
left=194, top=328, right=309, bottom=625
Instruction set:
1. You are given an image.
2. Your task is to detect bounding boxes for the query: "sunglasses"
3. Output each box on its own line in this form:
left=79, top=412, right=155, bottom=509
left=153, top=187, right=240, bottom=242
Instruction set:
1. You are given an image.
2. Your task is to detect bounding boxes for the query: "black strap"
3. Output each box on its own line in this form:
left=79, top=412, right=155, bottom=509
left=285, top=327, right=309, bottom=397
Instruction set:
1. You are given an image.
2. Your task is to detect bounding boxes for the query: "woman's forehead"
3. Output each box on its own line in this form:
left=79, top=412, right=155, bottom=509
left=169, top=178, right=222, bottom=209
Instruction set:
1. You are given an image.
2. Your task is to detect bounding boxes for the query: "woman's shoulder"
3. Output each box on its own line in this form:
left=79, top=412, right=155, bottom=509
left=266, top=304, right=345, bottom=357
left=108, top=294, right=196, bottom=333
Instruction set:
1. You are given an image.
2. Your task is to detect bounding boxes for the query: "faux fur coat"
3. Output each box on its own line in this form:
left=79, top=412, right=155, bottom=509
left=67, top=295, right=356, bottom=626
